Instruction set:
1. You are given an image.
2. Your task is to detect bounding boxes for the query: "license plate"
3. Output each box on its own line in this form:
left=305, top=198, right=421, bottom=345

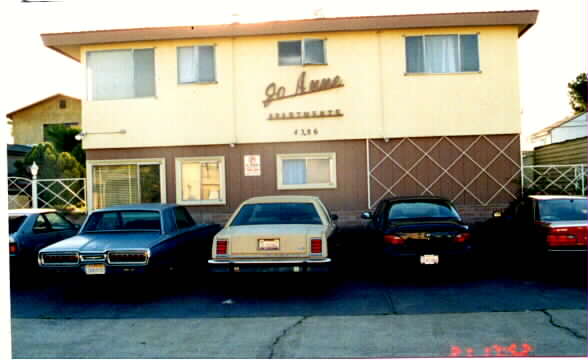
left=84, top=264, right=106, bottom=275
left=258, top=239, right=280, bottom=250
left=420, top=254, right=439, bottom=265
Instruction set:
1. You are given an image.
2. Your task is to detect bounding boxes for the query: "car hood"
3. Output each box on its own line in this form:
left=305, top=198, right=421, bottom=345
left=40, top=232, right=163, bottom=253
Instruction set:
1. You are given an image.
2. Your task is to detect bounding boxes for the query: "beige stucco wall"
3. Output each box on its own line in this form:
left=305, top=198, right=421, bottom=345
left=11, top=95, right=82, bottom=145
left=80, top=25, right=521, bottom=149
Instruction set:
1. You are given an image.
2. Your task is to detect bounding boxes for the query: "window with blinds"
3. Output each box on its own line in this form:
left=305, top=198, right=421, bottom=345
left=176, top=157, right=225, bottom=205
left=177, top=45, right=216, bottom=83
left=278, top=39, right=326, bottom=66
left=92, top=163, right=161, bottom=209
left=86, top=48, right=155, bottom=100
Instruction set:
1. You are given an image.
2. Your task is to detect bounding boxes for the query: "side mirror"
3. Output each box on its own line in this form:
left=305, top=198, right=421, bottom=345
left=360, top=212, right=372, bottom=220
left=330, top=214, right=339, bottom=221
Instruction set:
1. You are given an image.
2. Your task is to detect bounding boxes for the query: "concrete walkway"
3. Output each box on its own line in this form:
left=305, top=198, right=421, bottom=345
left=11, top=309, right=587, bottom=358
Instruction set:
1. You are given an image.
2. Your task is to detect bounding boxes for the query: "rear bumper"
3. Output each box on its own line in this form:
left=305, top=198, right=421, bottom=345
left=208, top=258, right=331, bottom=272
left=382, top=244, right=473, bottom=264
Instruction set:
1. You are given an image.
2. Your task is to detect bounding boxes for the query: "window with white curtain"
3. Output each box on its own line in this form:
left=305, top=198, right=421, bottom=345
left=277, top=153, right=336, bottom=190
left=177, top=45, right=216, bottom=83
left=86, top=49, right=155, bottom=100
left=90, top=160, right=164, bottom=210
left=175, top=157, right=225, bottom=205
left=405, top=34, right=479, bottom=74
left=278, top=39, right=326, bottom=66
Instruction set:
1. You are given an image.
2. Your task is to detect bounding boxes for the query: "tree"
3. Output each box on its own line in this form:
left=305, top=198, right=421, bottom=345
left=568, top=72, right=587, bottom=114
left=44, top=124, right=86, bottom=164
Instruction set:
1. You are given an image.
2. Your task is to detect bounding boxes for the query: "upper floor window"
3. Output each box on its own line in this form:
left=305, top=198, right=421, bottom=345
left=177, top=45, right=216, bottom=83
left=405, top=34, right=479, bottom=74
left=86, top=48, right=155, bottom=101
left=278, top=39, right=326, bottom=66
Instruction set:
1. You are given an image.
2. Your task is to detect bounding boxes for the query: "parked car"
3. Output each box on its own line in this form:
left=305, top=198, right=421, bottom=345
left=479, top=195, right=587, bottom=259
left=361, top=196, right=472, bottom=266
left=9, top=209, right=79, bottom=272
left=208, top=196, right=337, bottom=272
left=38, top=204, right=222, bottom=275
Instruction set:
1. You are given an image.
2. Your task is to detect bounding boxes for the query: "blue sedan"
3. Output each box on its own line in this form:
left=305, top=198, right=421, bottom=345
left=37, top=204, right=221, bottom=275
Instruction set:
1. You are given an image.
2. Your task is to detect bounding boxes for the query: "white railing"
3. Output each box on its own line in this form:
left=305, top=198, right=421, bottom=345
left=522, top=165, right=587, bottom=195
left=8, top=177, right=86, bottom=211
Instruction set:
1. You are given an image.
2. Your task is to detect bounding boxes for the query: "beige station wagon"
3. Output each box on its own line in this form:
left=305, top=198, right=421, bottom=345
left=208, top=195, right=337, bottom=272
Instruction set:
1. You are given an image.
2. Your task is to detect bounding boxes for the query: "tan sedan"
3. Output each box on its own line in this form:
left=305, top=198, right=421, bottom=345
left=208, top=196, right=337, bottom=272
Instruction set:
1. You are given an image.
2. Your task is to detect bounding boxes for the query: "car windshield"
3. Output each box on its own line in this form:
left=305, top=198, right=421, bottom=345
left=231, top=203, right=322, bottom=225
left=388, top=201, right=460, bottom=220
left=83, top=211, right=161, bottom=232
left=537, top=198, right=588, bottom=221
left=9, top=215, right=27, bottom=234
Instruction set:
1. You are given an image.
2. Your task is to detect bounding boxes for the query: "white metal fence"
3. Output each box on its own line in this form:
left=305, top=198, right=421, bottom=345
left=8, top=177, right=86, bottom=211
left=522, top=164, right=587, bottom=195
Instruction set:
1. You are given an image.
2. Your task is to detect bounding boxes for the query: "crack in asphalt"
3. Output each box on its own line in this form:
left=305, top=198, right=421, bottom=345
left=541, top=310, right=587, bottom=340
left=268, top=316, right=309, bottom=358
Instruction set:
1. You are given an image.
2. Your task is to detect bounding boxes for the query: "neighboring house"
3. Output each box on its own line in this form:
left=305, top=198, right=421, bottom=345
left=7, top=144, right=32, bottom=176
left=530, top=112, right=587, bottom=148
left=6, top=94, right=81, bottom=145
left=531, top=137, right=588, bottom=166
left=41, top=10, right=537, bottom=224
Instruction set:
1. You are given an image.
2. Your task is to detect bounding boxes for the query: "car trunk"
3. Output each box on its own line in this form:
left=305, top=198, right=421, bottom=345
left=386, top=220, right=467, bottom=249
left=227, top=224, right=323, bottom=258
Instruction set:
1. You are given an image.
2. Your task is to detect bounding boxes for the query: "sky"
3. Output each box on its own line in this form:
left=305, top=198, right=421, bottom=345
left=0, top=0, right=587, bottom=149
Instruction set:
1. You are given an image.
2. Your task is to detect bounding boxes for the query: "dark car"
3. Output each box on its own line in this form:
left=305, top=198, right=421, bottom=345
left=9, top=209, right=80, bottom=273
left=361, top=196, right=472, bottom=266
left=38, top=204, right=222, bottom=276
left=479, top=195, right=587, bottom=259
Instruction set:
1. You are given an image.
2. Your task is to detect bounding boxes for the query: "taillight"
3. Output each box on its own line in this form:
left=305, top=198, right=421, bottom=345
left=311, top=238, right=322, bottom=254
left=384, top=235, right=405, bottom=245
left=454, top=232, right=471, bottom=243
left=216, top=239, right=228, bottom=255
left=9, top=243, right=17, bottom=255
left=546, top=226, right=585, bottom=247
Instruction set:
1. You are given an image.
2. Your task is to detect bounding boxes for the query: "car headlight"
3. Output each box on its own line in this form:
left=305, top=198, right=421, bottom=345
left=107, top=250, right=150, bottom=265
left=39, top=252, right=80, bottom=265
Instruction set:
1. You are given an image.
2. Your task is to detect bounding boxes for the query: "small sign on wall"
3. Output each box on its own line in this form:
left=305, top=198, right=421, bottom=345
left=244, top=155, right=261, bottom=176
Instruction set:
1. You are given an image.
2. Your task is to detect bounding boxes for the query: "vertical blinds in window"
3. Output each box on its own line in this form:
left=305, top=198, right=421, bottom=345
left=87, top=49, right=155, bottom=100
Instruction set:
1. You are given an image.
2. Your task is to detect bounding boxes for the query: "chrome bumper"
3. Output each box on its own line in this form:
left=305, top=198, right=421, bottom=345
left=208, top=258, right=331, bottom=264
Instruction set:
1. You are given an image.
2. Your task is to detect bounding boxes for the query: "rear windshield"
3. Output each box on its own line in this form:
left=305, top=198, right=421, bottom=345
left=231, top=203, right=322, bottom=225
left=9, top=216, right=27, bottom=234
left=388, top=201, right=461, bottom=220
left=537, top=198, right=588, bottom=221
left=83, top=211, right=161, bottom=232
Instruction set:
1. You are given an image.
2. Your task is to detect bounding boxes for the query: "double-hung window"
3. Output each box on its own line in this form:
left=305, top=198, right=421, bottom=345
left=277, top=153, right=337, bottom=190
left=405, top=34, right=479, bottom=74
left=177, top=45, right=216, bottom=83
left=176, top=157, right=226, bottom=205
left=86, top=49, right=155, bottom=100
left=90, top=159, right=165, bottom=210
left=278, top=39, right=326, bottom=66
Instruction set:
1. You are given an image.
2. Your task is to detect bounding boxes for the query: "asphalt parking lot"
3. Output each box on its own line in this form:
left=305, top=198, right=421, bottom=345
left=10, top=251, right=587, bottom=358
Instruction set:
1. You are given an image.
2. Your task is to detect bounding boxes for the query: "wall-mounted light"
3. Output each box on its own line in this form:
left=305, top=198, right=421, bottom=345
left=384, top=137, right=390, bottom=143
left=229, top=143, right=236, bottom=148
left=75, top=129, right=126, bottom=141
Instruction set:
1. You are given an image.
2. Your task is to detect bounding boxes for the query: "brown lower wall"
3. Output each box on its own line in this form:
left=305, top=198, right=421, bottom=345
left=87, top=135, right=521, bottom=225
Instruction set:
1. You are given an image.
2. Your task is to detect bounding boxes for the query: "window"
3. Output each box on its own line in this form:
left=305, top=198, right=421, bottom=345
left=177, top=45, right=216, bottom=83
left=231, top=203, right=322, bottom=226
left=90, top=160, right=165, bottom=210
left=33, top=215, right=50, bottom=233
left=45, top=213, right=74, bottom=230
left=388, top=201, right=461, bottom=220
left=175, top=207, right=196, bottom=230
left=176, top=157, right=225, bottom=205
left=43, top=123, right=80, bottom=142
left=84, top=211, right=161, bottom=232
left=278, top=39, right=326, bottom=66
left=59, top=100, right=67, bottom=109
left=87, top=48, right=155, bottom=100
left=276, top=153, right=336, bottom=190
left=405, top=34, right=479, bottom=74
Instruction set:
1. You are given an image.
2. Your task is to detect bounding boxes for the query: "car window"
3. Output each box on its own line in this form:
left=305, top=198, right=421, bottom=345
left=175, top=207, right=196, bottom=230
left=537, top=198, right=588, bottom=221
left=84, top=211, right=161, bottom=232
left=231, top=203, right=322, bottom=226
left=32, top=215, right=50, bottom=232
left=9, top=215, right=27, bottom=234
left=388, top=201, right=460, bottom=220
left=45, top=213, right=74, bottom=230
